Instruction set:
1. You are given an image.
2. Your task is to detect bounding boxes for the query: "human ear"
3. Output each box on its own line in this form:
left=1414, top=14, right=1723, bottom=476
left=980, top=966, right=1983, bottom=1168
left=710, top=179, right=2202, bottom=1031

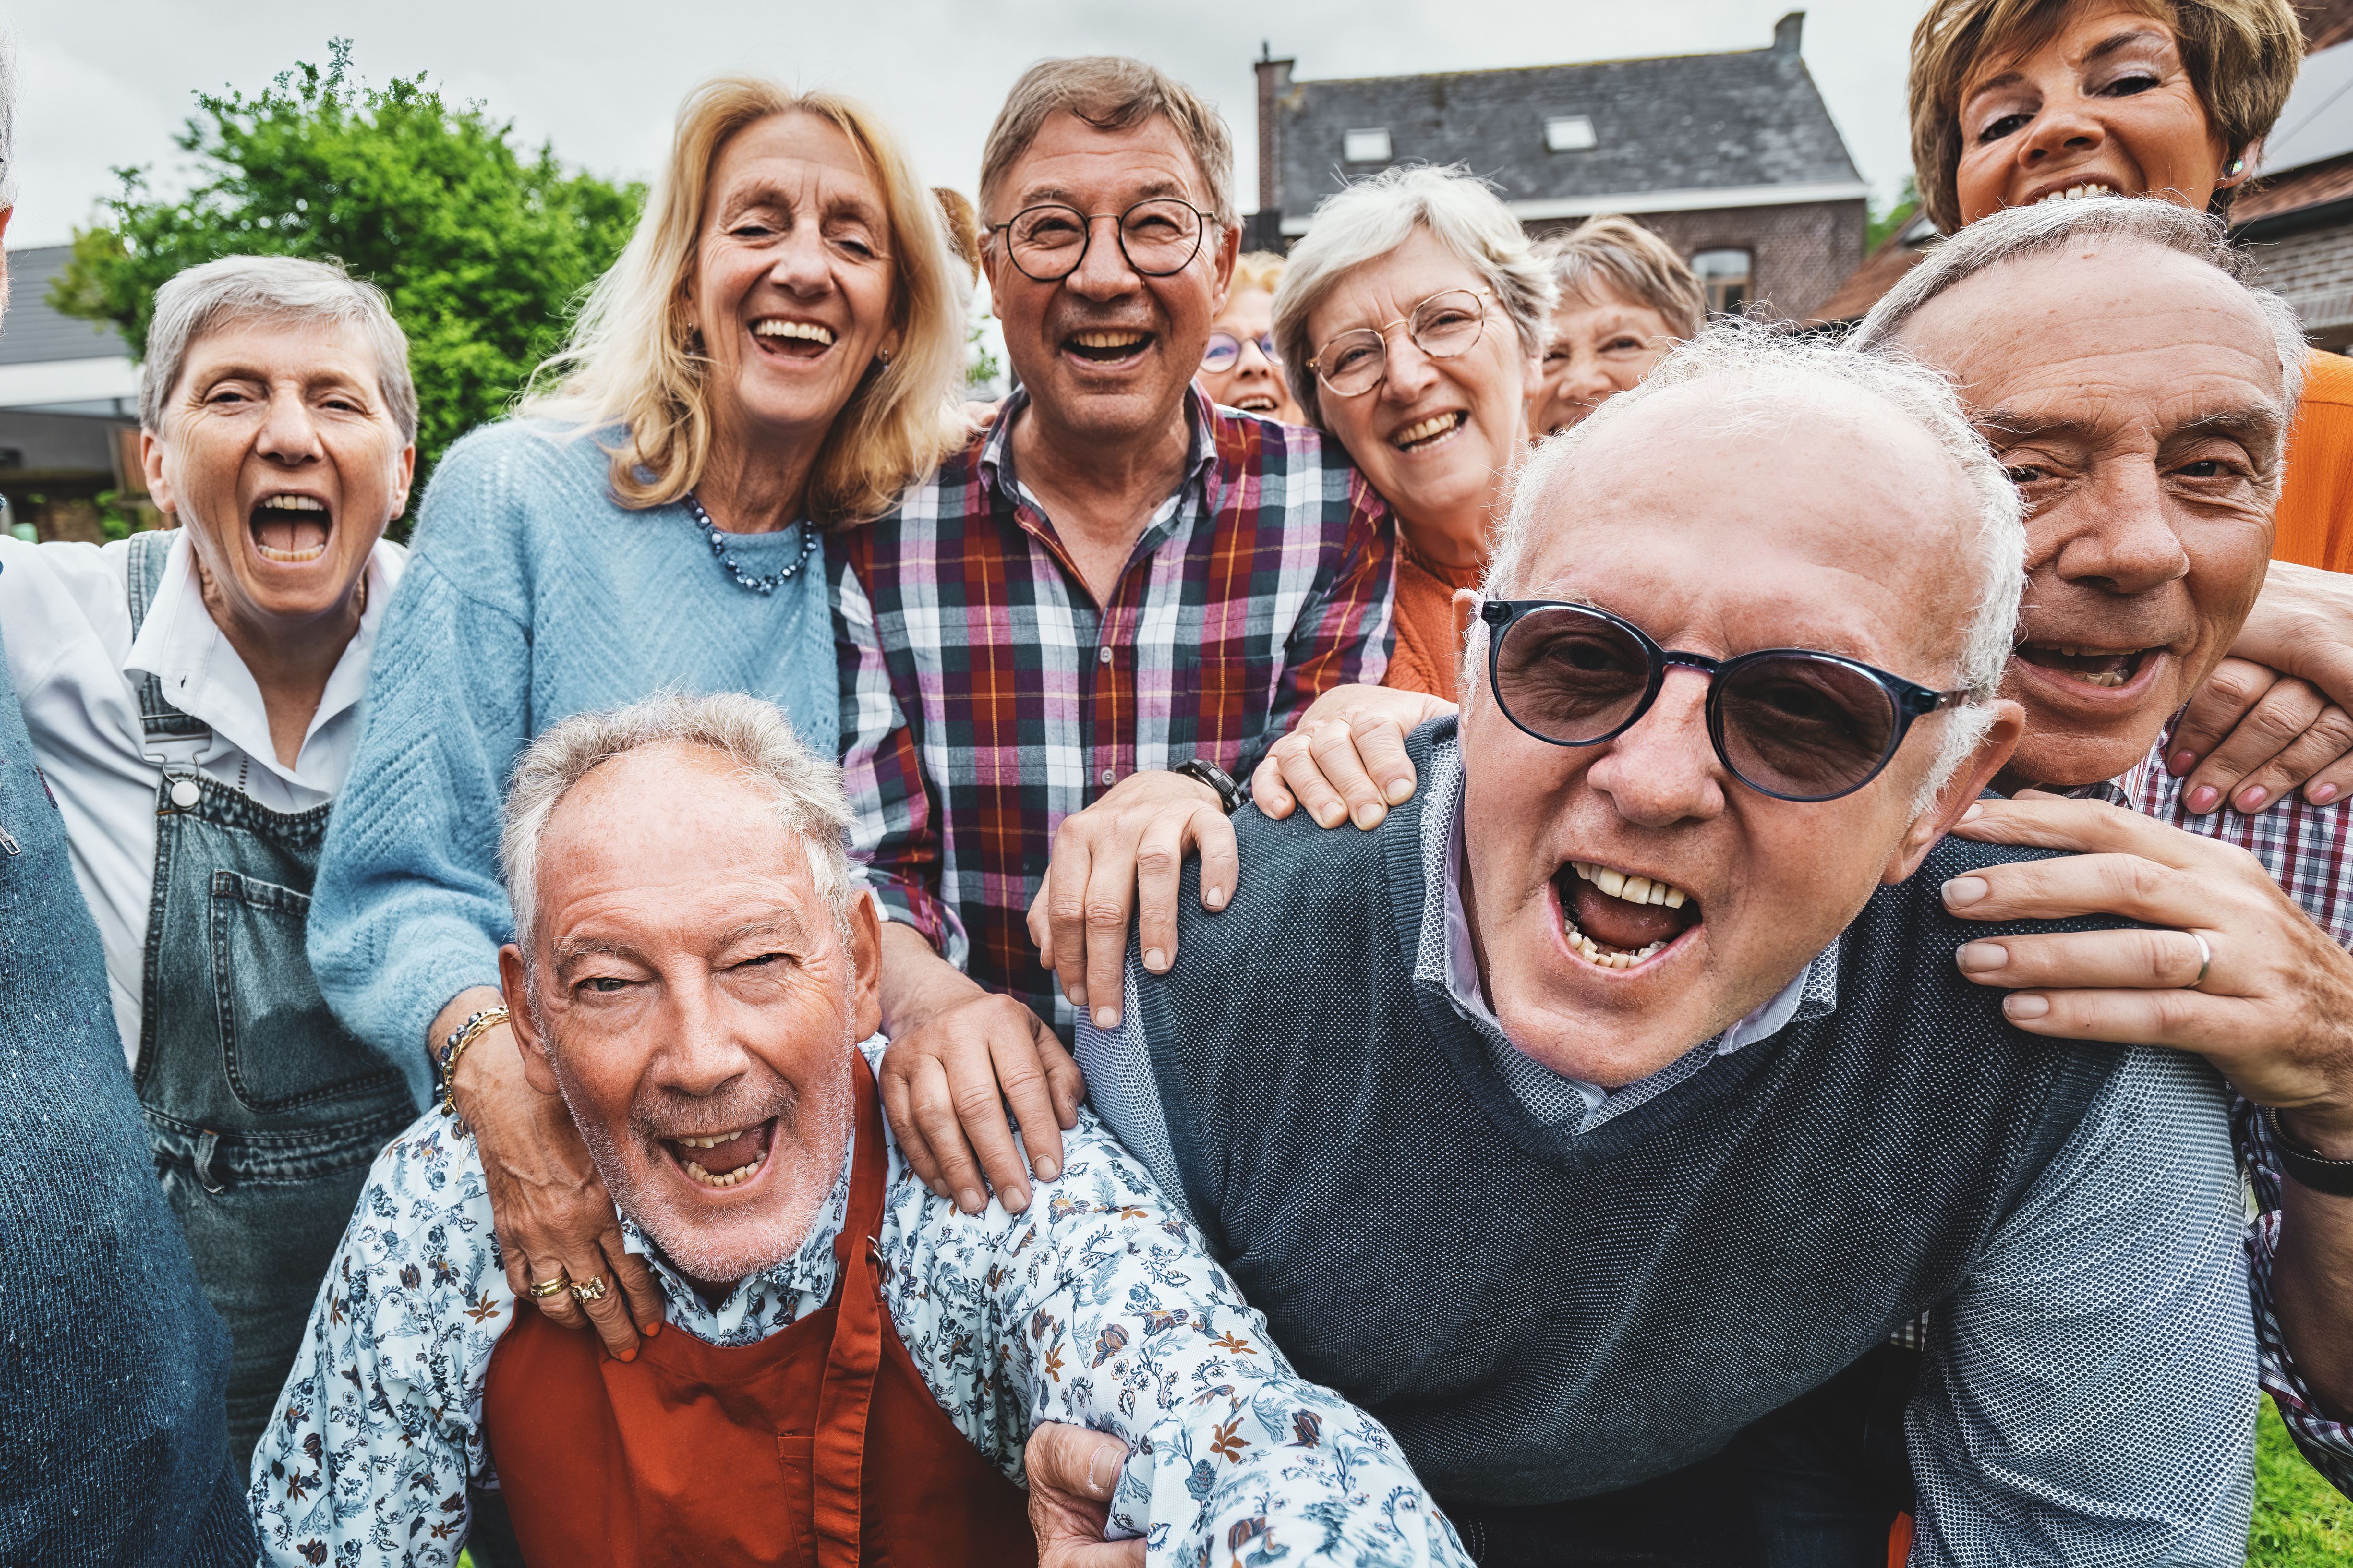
left=847, top=888, right=884, bottom=1040
left=389, top=442, right=416, bottom=522
left=500, top=944, right=565, bottom=1097
left=1880, top=700, right=2024, bottom=885
left=141, top=430, right=177, bottom=519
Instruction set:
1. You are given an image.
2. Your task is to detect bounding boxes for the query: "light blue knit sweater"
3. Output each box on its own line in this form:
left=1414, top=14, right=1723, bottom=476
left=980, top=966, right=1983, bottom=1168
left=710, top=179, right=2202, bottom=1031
left=310, top=421, right=838, bottom=1078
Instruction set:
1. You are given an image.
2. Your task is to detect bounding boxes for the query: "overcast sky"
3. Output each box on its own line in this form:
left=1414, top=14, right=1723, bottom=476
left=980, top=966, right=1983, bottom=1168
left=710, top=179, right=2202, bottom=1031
left=6, top=1, right=1928, bottom=250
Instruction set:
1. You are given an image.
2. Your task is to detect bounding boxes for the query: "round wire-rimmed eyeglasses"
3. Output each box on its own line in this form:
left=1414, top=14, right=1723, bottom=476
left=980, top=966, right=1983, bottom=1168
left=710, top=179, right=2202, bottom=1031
left=989, top=198, right=1213, bottom=283
left=1307, top=287, right=1493, bottom=397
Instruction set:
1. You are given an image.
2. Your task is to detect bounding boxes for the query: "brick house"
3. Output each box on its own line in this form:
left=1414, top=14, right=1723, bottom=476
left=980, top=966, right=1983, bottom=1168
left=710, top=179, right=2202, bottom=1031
left=2238, top=24, right=2353, bottom=349
left=0, top=245, right=142, bottom=543
left=1250, top=12, right=1868, bottom=322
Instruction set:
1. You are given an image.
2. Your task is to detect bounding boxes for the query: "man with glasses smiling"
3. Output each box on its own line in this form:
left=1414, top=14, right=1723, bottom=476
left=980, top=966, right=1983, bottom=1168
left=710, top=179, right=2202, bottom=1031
left=968, top=325, right=2255, bottom=1563
left=836, top=56, right=1393, bottom=1217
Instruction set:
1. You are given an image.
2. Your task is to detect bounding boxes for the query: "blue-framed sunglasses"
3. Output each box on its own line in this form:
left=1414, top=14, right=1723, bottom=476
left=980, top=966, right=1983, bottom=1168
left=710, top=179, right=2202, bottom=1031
left=1478, top=599, right=1974, bottom=803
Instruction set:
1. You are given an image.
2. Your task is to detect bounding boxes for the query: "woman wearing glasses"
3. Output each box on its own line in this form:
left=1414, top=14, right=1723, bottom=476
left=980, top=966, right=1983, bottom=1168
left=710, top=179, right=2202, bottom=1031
left=1197, top=251, right=1303, bottom=421
left=1526, top=217, right=1706, bottom=439
left=1269, top=165, right=1555, bottom=702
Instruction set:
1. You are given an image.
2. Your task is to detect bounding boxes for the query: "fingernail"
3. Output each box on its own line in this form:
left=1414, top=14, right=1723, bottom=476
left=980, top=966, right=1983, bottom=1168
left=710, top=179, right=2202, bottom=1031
left=1941, top=876, right=1988, bottom=908
left=1352, top=803, right=1385, bottom=829
left=2187, top=786, right=2219, bottom=814
left=1317, top=804, right=1344, bottom=828
left=1958, top=802, right=1984, bottom=823
left=1386, top=777, right=1414, bottom=804
left=642, top=1320, right=661, bottom=1338
left=1067, top=985, right=1087, bottom=1007
left=2169, top=749, right=2197, bottom=774
left=1143, top=947, right=1168, bottom=972
left=959, top=1187, right=984, bottom=1214
left=1007, top=1186, right=1030, bottom=1212
left=2236, top=786, right=2267, bottom=812
left=1035, top=1157, right=1059, bottom=1181
left=2003, top=993, right=2050, bottom=1021
left=2316, top=783, right=2339, bottom=804
left=931, top=1179, right=951, bottom=1199
left=1087, top=1446, right=1120, bottom=1498
left=1205, top=885, right=1229, bottom=910
left=614, top=1346, right=636, bottom=1364
left=1093, top=1005, right=1118, bottom=1029
left=1955, top=941, right=2008, bottom=974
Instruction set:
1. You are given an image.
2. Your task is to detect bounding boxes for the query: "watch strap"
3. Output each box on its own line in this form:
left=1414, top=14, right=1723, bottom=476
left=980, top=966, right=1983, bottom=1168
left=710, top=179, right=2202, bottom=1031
left=2267, top=1105, right=2353, bottom=1198
left=1172, top=757, right=1244, bottom=816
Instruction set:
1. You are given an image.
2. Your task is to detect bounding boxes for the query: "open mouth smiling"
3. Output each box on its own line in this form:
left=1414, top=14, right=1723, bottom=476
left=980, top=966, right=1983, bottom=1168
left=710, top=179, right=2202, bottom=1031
left=1066, top=328, right=1154, bottom=365
left=659, top=1118, right=776, bottom=1191
left=751, top=318, right=837, bottom=359
left=250, top=492, right=333, bottom=565
left=2012, top=641, right=2161, bottom=692
left=1392, top=411, right=1466, bottom=452
left=1231, top=391, right=1281, bottom=414
left=1552, top=861, right=1703, bottom=971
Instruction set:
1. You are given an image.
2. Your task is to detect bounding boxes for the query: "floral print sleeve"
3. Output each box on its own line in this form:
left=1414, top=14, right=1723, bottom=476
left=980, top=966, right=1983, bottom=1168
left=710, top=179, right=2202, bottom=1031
left=871, top=1048, right=1468, bottom=1566
left=247, top=1113, right=512, bottom=1568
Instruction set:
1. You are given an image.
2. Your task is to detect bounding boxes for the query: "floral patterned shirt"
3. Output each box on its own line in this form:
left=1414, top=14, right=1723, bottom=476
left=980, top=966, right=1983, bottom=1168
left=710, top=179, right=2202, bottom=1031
left=248, top=1043, right=1468, bottom=1567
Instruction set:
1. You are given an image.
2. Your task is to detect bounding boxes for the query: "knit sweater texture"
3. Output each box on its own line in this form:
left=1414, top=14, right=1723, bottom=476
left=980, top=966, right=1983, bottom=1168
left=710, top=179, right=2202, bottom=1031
left=310, top=421, right=838, bottom=1072
left=0, top=617, right=253, bottom=1564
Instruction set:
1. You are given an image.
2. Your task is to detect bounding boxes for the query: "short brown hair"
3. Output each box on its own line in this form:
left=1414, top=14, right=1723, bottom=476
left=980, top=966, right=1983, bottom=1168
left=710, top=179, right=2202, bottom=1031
left=934, top=187, right=983, bottom=283
left=1537, top=217, right=1707, bottom=341
left=979, top=56, right=1236, bottom=227
left=1910, top=0, right=2301, bottom=233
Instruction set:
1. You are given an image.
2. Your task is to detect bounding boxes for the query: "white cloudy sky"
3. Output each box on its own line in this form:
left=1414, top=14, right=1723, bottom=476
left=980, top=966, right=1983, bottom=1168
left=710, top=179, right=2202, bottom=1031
left=5, top=0, right=1928, bottom=249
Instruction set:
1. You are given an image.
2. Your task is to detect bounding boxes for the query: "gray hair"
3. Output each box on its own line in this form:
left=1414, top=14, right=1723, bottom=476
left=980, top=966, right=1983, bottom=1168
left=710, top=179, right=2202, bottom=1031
left=1480, top=321, right=2027, bottom=808
left=140, top=255, right=418, bottom=443
left=0, top=32, right=16, bottom=214
left=499, top=692, right=856, bottom=963
left=1851, top=196, right=2307, bottom=429
left=980, top=56, right=1236, bottom=228
left=1272, top=165, right=1558, bottom=428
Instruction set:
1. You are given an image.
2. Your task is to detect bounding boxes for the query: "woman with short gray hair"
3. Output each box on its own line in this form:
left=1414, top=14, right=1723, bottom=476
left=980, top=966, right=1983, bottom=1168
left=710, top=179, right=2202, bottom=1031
left=1271, top=165, right=1554, bottom=701
left=0, top=251, right=418, bottom=1470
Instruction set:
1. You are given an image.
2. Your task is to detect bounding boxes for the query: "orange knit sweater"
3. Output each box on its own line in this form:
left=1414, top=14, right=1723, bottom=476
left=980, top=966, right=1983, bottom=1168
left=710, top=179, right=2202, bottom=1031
left=1383, top=541, right=1487, bottom=702
left=2274, top=351, right=2353, bottom=574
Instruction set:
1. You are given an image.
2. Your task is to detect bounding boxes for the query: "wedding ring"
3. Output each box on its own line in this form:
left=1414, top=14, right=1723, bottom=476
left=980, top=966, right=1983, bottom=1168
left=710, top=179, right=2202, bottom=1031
left=524, top=1271, right=572, bottom=1299
left=570, top=1275, right=609, bottom=1305
left=2183, top=931, right=2212, bottom=990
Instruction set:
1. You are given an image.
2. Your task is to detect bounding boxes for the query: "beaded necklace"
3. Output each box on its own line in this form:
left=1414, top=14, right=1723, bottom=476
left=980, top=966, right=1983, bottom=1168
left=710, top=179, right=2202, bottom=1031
left=683, top=491, right=818, bottom=596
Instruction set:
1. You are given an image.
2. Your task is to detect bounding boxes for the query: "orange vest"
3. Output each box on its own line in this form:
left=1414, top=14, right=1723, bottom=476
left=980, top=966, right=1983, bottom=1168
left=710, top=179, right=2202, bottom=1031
left=2273, top=350, right=2353, bottom=574
left=482, top=1054, right=1036, bottom=1567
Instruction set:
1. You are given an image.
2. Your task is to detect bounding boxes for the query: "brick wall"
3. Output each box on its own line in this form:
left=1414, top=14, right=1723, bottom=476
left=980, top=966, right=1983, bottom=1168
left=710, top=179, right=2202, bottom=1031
left=2243, top=219, right=2353, bottom=350
left=1527, top=198, right=1867, bottom=323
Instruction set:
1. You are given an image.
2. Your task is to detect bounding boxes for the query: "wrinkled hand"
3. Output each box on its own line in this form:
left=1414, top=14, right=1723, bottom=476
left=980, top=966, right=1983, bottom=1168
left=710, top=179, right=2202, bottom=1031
left=876, top=956, right=1081, bottom=1214
left=1946, top=793, right=2353, bottom=1153
left=2166, top=656, right=2353, bottom=815
left=1027, top=770, right=1236, bottom=1027
left=2186, top=559, right=2353, bottom=810
left=456, top=1022, right=665, bottom=1357
left=1251, top=684, right=1454, bottom=830
left=1026, top=1422, right=1144, bottom=1567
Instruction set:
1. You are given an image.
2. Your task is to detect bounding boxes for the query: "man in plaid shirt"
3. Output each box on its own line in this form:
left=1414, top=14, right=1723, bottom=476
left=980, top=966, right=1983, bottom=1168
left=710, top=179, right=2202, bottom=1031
left=837, top=54, right=1392, bottom=1215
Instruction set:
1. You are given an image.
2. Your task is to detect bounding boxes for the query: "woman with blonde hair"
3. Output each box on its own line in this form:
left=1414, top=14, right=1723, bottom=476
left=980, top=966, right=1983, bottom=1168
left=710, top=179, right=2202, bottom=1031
left=312, top=76, right=964, bottom=1359
left=1526, top=216, right=1705, bottom=437
left=1200, top=250, right=1303, bottom=420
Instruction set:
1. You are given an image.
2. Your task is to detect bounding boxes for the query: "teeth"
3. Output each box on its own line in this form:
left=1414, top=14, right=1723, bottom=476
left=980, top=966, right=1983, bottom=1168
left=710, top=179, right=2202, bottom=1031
left=681, top=1152, right=764, bottom=1189
left=1594, top=867, right=1626, bottom=898
left=753, top=319, right=836, bottom=345
left=1393, top=411, right=1463, bottom=448
left=1568, top=861, right=1696, bottom=914
left=1072, top=330, right=1147, bottom=349
left=258, top=495, right=326, bottom=512
left=254, top=543, right=327, bottom=563
left=676, top=1130, right=744, bottom=1149
left=1558, top=909, right=1667, bottom=970
left=2034, top=183, right=2118, bottom=204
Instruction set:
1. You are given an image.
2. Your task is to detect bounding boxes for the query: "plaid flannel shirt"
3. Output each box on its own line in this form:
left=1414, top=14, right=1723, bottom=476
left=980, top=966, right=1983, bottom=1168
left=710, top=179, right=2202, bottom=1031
left=835, top=387, right=1395, bottom=1033
left=2097, top=723, right=2353, bottom=1493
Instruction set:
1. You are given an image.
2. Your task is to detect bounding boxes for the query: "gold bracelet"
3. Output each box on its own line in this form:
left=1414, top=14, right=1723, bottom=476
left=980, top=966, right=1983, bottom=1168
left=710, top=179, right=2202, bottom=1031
left=437, top=1004, right=511, bottom=1117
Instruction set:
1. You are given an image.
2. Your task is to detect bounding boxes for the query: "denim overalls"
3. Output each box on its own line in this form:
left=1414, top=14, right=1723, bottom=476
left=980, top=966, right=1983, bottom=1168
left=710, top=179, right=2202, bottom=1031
left=124, top=531, right=420, bottom=1472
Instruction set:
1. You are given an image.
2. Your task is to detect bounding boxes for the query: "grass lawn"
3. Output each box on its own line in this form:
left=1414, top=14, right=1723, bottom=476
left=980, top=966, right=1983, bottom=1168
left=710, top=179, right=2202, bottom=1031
left=450, top=1400, right=2345, bottom=1565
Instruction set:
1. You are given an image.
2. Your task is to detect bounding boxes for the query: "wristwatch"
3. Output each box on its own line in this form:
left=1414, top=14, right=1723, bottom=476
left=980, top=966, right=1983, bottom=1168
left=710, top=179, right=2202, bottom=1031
left=1172, top=757, right=1245, bottom=816
left=2266, top=1105, right=2353, bottom=1198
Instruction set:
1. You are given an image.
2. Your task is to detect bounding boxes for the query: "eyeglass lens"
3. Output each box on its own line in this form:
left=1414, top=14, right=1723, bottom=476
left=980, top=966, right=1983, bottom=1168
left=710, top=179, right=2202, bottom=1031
left=1493, top=605, right=1903, bottom=801
left=1315, top=289, right=1486, bottom=395
left=1005, top=199, right=1204, bottom=281
left=1202, top=332, right=1281, bottom=371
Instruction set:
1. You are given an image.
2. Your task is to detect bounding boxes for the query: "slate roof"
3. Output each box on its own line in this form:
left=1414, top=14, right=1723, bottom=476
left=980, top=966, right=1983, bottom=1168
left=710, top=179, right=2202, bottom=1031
left=1271, top=16, right=1863, bottom=218
left=0, top=247, right=128, bottom=367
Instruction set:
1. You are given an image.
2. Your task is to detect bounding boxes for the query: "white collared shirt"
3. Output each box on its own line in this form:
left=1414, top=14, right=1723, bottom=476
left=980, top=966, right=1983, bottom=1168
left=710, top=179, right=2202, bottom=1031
left=0, top=529, right=404, bottom=1066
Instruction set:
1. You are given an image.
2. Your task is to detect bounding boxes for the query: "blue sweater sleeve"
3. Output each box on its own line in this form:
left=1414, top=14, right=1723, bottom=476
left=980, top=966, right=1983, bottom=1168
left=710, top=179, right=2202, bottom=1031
left=310, top=431, right=536, bottom=1082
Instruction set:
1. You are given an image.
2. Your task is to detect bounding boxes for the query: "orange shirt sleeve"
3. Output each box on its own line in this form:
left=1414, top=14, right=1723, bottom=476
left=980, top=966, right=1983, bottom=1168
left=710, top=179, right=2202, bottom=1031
left=2273, top=350, right=2353, bottom=574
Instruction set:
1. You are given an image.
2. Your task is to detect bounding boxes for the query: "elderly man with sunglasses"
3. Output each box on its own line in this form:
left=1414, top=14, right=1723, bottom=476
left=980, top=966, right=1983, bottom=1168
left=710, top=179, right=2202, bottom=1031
left=888, top=321, right=2259, bottom=1563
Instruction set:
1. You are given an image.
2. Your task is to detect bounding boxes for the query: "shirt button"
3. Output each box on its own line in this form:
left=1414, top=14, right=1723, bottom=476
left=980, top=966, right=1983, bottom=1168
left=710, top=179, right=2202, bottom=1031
left=1100, top=768, right=1116, bottom=786
left=169, top=779, right=201, bottom=809
left=1098, top=645, right=1113, bottom=665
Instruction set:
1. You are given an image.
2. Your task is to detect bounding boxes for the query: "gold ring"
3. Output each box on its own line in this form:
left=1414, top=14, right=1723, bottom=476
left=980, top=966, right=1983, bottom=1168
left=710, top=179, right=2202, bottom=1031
left=525, top=1271, right=572, bottom=1299
left=570, top=1275, right=609, bottom=1304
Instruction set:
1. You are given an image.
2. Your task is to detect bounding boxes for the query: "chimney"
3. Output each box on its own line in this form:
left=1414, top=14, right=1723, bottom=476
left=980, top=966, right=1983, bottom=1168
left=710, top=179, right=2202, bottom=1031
left=1255, top=43, right=1295, bottom=243
left=1773, top=12, right=1804, bottom=58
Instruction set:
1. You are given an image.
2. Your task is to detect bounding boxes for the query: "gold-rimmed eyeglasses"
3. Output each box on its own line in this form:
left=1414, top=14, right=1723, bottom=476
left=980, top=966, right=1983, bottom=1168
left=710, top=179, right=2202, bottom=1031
left=1308, top=287, right=1493, bottom=397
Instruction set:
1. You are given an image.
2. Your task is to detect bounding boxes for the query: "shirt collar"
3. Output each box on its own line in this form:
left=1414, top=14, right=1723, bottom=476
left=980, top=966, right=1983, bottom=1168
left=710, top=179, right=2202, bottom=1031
left=1434, top=752, right=1838, bottom=1124
left=978, top=383, right=1219, bottom=517
left=122, top=528, right=399, bottom=789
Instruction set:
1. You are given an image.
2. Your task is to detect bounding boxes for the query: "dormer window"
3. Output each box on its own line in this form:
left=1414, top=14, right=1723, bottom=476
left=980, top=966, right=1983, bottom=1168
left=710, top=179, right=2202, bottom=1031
left=1544, top=115, right=1596, bottom=152
left=1343, top=127, right=1392, bottom=164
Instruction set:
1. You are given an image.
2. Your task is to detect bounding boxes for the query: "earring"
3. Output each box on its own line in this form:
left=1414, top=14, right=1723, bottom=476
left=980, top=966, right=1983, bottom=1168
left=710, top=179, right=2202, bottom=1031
left=2226, top=156, right=2247, bottom=178
left=879, top=348, right=893, bottom=368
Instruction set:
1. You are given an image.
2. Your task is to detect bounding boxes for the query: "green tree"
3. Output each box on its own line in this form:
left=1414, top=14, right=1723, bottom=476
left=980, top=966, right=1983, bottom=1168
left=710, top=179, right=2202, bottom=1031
left=1867, top=175, right=1923, bottom=254
left=52, top=40, right=642, bottom=524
